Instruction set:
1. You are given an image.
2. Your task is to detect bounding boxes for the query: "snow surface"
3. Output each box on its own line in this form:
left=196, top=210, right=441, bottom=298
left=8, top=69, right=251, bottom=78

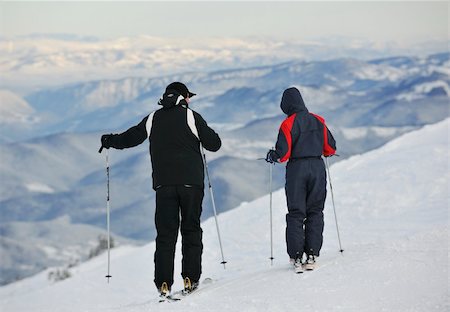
left=0, top=119, right=448, bottom=311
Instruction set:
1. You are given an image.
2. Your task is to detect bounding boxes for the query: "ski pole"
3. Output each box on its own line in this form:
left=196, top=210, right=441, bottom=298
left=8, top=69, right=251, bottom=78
left=99, top=147, right=113, bottom=282
left=106, top=149, right=113, bottom=281
left=269, top=161, right=274, bottom=265
left=201, top=146, right=227, bottom=269
left=259, top=152, right=275, bottom=264
left=325, top=157, right=344, bottom=254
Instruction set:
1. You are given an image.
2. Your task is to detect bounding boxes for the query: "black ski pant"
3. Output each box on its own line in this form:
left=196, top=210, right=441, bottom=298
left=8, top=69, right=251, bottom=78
left=285, top=158, right=327, bottom=259
left=154, top=185, right=204, bottom=289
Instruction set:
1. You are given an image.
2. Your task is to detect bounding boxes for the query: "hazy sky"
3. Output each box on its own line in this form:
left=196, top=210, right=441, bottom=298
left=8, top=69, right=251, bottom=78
left=1, top=1, right=448, bottom=43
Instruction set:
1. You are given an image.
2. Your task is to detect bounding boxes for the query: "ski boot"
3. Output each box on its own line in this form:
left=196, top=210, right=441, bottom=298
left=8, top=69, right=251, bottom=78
left=182, top=277, right=199, bottom=295
left=303, top=254, right=316, bottom=271
left=292, top=252, right=304, bottom=274
left=158, top=282, right=170, bottom=301
left=158, top=282, right=181, bottom=302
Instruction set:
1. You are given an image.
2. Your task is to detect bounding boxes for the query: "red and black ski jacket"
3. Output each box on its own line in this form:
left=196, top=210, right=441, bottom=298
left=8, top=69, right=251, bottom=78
left=273, top=87, right=336, bottom=162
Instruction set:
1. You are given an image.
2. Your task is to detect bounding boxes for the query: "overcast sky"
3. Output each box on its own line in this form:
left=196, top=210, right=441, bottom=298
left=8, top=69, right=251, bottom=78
left=1, top=1, right=448, bottom=43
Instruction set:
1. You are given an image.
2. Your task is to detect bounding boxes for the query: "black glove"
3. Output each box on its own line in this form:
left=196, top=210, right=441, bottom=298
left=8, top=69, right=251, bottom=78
left=265, top=149, right=278, bottom=164
left=100, top=134, right=114, bottom=150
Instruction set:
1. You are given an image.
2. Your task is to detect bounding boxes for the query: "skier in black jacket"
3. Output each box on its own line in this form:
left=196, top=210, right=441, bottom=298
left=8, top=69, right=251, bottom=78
left=266, top=87, right=336, bottom=273
left=100, top=82, right=221, bottom=296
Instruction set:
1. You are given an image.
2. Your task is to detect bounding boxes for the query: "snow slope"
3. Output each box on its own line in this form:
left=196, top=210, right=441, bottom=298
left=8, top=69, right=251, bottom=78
left=0, top=119, right=448, bottom=311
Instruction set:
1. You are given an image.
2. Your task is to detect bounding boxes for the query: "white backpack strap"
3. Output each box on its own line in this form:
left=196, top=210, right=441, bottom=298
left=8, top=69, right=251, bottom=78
left=187, top=108, right=200, bottom=141
left=145, top=111, right=156, bottom=139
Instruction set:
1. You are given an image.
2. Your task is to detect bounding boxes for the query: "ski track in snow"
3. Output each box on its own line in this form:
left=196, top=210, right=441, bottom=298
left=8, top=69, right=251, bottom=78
left=0, top=119, right=449, bottom=311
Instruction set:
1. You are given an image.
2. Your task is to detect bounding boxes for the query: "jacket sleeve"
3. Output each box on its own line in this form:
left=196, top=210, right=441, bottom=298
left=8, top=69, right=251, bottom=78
left=274, top=114, right=297, bottom=162
left=310, top=113, right=336, bottom=156
left=194, top=111, right=221, bottom=152
left=110, top=115, right=149, bottom=149
left=323, top=125, right=337, bottom=156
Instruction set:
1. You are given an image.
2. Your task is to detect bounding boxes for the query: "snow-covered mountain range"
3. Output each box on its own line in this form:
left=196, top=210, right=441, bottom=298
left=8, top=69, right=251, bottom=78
left=0, top=48, right=448, bottom=285
left=2, top=52, right=448, bottom=142
left=2, top=35, right=447, bottom=93
left=0, top=119, right=447, bottom=311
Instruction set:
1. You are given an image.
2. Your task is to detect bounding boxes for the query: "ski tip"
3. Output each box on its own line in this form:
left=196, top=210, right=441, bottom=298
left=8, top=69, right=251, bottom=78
left=98, top=146, right=104, bottom=153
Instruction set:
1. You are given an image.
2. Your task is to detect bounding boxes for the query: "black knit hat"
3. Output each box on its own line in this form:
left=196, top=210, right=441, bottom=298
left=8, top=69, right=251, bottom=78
left=165, top=82, right=196, bottom=98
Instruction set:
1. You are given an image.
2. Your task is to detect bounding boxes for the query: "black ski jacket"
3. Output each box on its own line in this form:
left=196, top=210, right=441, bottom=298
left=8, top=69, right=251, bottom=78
left=273, top=87, right=336, bottom=162
left=108, top=91, right=221, bottom=189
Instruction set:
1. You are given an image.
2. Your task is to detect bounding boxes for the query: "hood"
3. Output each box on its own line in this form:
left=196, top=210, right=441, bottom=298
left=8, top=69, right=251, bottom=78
left=158, top=90, right=187, bottom=109
left=280, top=87, right=308, bottom=115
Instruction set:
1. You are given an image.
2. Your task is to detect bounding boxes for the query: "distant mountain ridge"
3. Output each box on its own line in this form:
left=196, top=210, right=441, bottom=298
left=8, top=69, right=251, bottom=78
left=2, top=52, right=448, bottom=143
left=2, top=34, right=447, bottom=92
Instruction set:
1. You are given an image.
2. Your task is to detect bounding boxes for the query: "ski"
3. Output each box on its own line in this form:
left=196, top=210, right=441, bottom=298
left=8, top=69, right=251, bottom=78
left=158, top=295, right=181, bottom=303
left=292, top=263, right=318, bottom=274
left=161, top=277, right=213, bottom=302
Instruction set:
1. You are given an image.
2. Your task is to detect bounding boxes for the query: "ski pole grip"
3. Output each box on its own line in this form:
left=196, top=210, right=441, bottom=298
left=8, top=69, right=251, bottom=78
left=98, top=146, right=104, bottom=154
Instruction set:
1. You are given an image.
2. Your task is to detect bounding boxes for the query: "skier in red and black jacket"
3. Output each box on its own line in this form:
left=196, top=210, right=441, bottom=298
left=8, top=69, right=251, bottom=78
left=100, top=82, right=221, bottom=297
left=266, top=87, right=336, bottom=272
